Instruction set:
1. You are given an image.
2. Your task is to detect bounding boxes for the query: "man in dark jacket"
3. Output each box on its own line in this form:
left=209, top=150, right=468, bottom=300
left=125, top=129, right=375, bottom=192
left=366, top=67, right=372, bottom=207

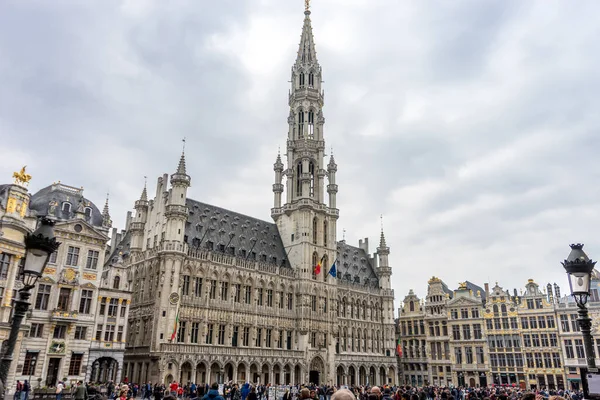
left=203, top=383, right=225, bottom=400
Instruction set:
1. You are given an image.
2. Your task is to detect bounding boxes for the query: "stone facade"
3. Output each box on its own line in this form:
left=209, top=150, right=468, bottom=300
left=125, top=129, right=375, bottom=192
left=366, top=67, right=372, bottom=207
left=0, top=178, right=131, bottom=392
left=398, top=276, right=600, bottom=390
left=121, top=6, right=396, bottom=387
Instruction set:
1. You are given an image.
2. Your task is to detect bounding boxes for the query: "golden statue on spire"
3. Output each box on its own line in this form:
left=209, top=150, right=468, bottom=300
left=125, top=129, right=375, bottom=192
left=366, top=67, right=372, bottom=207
left=305, top=0, right=310, bottom=12
left=12, top=166, right=32, bottom=186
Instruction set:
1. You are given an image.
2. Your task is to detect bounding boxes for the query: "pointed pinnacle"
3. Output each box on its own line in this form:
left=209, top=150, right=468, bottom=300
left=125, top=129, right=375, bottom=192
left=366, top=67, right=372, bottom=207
left=102, top=193, right=110, bottom=216
left=379, top=229, right=387, bottom=249
left=140, top=183, right=148, bottom=202
left=176, top=152, right=187, bottom=175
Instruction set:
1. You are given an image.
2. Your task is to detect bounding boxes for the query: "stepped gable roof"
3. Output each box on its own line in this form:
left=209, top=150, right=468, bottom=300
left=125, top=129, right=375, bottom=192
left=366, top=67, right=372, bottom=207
left=186, top=199, right=290, bottom=268
left=336, top=241, right=379, bottom=287
left=29, top=183, right=103, bottom=227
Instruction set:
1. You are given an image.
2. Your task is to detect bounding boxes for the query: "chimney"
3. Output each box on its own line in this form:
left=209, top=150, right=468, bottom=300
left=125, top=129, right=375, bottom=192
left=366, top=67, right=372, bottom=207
left=513, top=288, right=519, bottom=304
left=125, top=211, right=132, bottom=231
left=484, top=283, right=490, bottom=298
left=547, top=283, right=554, bottom=303
left=359, top=237, right=369, bottom=253
left=111, top=227, right=118, bottom=249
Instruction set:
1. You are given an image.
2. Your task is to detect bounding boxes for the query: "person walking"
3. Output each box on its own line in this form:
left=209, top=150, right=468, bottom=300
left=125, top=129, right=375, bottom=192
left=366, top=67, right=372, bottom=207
left=56, top=381, right=65, bottom=400
left=22, top=381, right=30, bottom=400
left=74, top=381, right=88, bottom=400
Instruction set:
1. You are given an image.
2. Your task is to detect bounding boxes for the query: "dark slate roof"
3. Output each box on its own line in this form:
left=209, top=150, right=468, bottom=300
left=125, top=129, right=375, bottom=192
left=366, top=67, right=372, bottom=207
left=106, top=230, right=132, bottom=267
left=465, top=281, right=486, bottom=301
left=336, top=241, right=379, bottom=288
left=29, top=183, right=103, bottom=227
left=0, top=185, right=10, bottom=209
left=186, top=199, right=290, bottom=268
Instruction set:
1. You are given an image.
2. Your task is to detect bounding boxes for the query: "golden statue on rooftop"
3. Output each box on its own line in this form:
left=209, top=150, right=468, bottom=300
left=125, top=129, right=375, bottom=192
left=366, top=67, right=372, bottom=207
left=13, top=166, right=32, bottom=186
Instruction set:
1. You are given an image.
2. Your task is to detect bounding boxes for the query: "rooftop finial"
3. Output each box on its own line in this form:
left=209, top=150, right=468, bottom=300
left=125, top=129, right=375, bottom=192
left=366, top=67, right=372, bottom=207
left=140, top=176, right=148, bottom=201
left=379, top=214, right=388, bottom=249
left=343, top=228, right=346, bottom=241
left=102, top=192, right=112, bottom=227
left=305, top=0, right=310, bottom=12
left=182, top=137, right=186, bottom=154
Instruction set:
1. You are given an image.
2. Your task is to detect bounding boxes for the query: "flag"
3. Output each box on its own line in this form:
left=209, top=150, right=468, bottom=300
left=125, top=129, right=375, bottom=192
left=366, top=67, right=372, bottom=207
left=170, top=295, right=181, bottom=342
left=314, top=254, right=325, bottom=275
left=396, top=337, right=402, bottom=357
left=328, top=259, right=337, bottom=278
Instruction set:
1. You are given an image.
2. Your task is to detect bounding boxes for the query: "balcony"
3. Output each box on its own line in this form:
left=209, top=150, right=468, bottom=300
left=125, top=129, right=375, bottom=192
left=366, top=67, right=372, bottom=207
left=160, top=343, right=304, bottom=359
left=50, top=309, right=79, bottom=323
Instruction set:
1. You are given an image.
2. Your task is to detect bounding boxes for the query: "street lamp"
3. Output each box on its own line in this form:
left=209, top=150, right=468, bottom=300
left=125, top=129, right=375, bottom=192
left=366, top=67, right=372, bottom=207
left=0, top=218, right=60, bottom=398
left=562, top=243, right=597, bottom=372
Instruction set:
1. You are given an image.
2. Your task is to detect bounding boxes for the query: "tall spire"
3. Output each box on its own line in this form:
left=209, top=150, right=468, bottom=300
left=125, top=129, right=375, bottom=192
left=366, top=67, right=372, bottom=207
left=176, top=138, right=187, bottom=175
left=140, top=177, right=148, bottom=201
left=379, top=214, right=388, bottom=249
left=102, top=192, right=112, bottom=228
left=296, top=1, right=318, bottom=67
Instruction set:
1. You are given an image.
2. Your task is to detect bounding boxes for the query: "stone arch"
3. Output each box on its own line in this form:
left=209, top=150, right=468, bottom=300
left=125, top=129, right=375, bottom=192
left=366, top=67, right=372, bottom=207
left=336, top=365, right=346, bottom=386
left=261, top=363, right=270, bottom=384
left=359, top=365, right=367, bottom=386
left=348, top=365, right=357, bottom=386
left=309, top=356, right=325, bottom=385
left=379, top=366, right=387, bottom=386
left=196, top=361, right=208, bottom=384
left=250, top=362, right=260, bottom=384
left=273, top=363, right=282, bottom=385
left=210, top=361, right=223, bottom=384
left=224, top=362, right=235, bottom=382
left=237, top=362, right=248, bottom=383
left=88, top=356, right=119, bottom=383
left=369, top=365, right=376, bottom=385
left=294, top=364, right=303, bottom=386
left=180, top=361, right=193, bottom=384
left=388, top=366, right=396, bottom=385
left=283, top=364, right=292, bottom=385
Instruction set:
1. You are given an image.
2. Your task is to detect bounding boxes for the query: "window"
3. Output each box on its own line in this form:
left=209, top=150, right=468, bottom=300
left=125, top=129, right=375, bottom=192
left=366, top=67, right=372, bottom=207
left=560, top=315, right=570, bottom=332
left=532, top=334, right=540, bottom=347
left=79, top=290, right=93, bottom=314
left=35, top=284, right=52, bottom=310
left=49, top=251, right=58, bottom=264
left=86, top=250, right=99, bottom=269
left=62, top=202, right=71, bottom=213
left=257, top=288, right=264, bottom=306
left=455, top=347, right=463, bottom=364
left=195, top=278, right=203, bottom=297
left=267, top=289, right=273, bottom=307
left=476, top=346, right=485, bottom=364
left=68, top=353, right=83, bottom=376
left=278, top=330, right=283, bottom=349
left=66, top=246, right=80, bottom=266
left=99, top=298, right=106, bottom=315
left=538, top=316, right=546, bottom=329
left=209, top=280, right=217, bottom=300
left=29, top=323, right=44, bottom=338
left=287, top=331, right=292, bottom=350
left=547, top=315, right=555, bottom=328
left=218, top=325, right=225, bottom=345
left=553, top=352, right=562, bottom=368
left=22, top=352, right=38, bottom=375
left=234, top=284, right=241, bottom=303
left=104, top=325, right=115, bottom=341
left=266, top=329, right=272, bottom=348
left=117, top=326, right=124, bottom=342
left=575, top=339, right=585, bottom=358
left=510, top=317, right=518, bottom=329
left=191, top=322, right=200, bottom=344
left=323, top=220, right=328, bottom=246
left=473, top=324, right=482, bottom=339
left=526, top=299, right=534, bottom=309
left=256, top=328, right=262, bottom=347
left=0, top=253, right=11, bottom=279
left=232, top=326, right=239, bottom=347
left=529, top=317, right=537, bottom=329
left=541, top=334, right=549, bottom=347
left=471, top=308, right=479, bottom=318
left=461, top=308, right=469, bottom=319
left=53, top=325, right=67, bottom=339
left=108, top=298, right=118, bottom=317
left=571, top=314, right=580, bottom=332
left=120, top=304, right=127, bottom=318
left=523, top=334, right=531, bottom=347
left=74, top=326, right=87, bottom=340
left=177, top=321, right=186, bottom=343
left=278, top=291, right=284, bottom=309
left=206, top=324, right=214, bottom=344
left=535, top=298, right=543, bottom=309
left=550, top=333, right=558, bottom=347
left=57, top=288, right=72, bottom=311
left=521, top=317, right=529, bottom=329
left=95, top=324, right=103, bottom=341
left=243, top=327, right=250, bottom=347
left=462, top=325, right=471, bottom=340
left=452, top=326, right=460, bottom=340
left=311, top=295, right=317, bottom=312
left=181, top=275, right=190, bottom=295
left=287, top=293, right=293, bottom=310
left=565, top=340, right=574, bottom=359
left=465, top=346, right=473, bottom=364
left=113, top=276, right=121, bottom=290
left=220, top=282, right=229, bottom=301
left=311, top=332, right=316, bottom=347
left=245, top=286, right=252, bottom=304
left=451, top=310, right=458, bottom=319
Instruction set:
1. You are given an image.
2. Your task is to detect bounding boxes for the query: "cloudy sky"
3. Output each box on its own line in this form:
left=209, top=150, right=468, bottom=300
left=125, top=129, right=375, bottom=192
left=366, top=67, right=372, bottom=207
left=2, top=0, right=600, bottom=310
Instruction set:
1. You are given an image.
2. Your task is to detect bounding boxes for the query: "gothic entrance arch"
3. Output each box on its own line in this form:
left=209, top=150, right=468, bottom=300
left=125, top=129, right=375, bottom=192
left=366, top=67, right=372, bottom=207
left=181, top=362, right=193, bottom=384
left=90, top=357, right=119, bottom=383
left=309, top=357, right=324, bottom=385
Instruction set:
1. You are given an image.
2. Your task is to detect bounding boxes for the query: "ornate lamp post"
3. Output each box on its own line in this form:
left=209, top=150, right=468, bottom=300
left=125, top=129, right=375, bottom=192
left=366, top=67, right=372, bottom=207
left=562, top=243, right=597, bottom=373
left=0, top=218, right=60, bottom=398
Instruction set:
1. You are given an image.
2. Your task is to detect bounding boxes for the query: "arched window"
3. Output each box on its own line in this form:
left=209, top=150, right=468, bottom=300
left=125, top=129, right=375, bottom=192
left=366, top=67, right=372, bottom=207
left=342, top=298, right=347, bottom=317
left=309, top=162, right=315, bottom=197
left=308, top=72, right=314, bottom=87
left=409, top=301, right=415, bottom=312
left=62, top=202, right=72, bottom=213
left=312, top=217, right=318, bottom=244
left=493, top=304, right=499, bottom=316
left=84, top=207, right=92, bottom=220
left=312, top=252, right=318, bottom=280
left=501, top=304, right=507, bottom=316
left=299, top=72, right=305, bottom=87
left=296, top=162, right=303, bottom=197
left=357, top=328, right=361, bottom=352
left=298, top=110, right=305, bottom=138
left=308, top=110, right=314, bottom=138
left=323, top=220, right=328, bottom=246
left=113, top=276, right=121, bottom=289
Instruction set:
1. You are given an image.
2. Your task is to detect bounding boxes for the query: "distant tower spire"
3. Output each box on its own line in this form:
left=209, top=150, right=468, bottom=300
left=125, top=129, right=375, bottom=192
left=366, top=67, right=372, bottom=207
left=140, top=176, right=148, bottom=201
left=379, top=214, right=387, bottom=248
left=102, top=192, right=112, bottom=228
left=176, top=138, right=187, bottom=175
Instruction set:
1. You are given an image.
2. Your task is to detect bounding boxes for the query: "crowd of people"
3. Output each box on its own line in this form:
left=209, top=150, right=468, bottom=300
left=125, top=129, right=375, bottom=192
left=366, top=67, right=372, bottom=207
left=16, top=380, right=586, bottom=400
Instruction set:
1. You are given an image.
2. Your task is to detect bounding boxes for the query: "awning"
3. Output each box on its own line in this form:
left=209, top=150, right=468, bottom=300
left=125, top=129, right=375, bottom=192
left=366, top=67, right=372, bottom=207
left=567, top=378, right=581, bottom=381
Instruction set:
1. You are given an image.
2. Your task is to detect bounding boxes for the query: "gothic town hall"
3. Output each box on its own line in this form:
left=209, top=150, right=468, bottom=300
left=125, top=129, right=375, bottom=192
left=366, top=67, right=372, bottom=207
left=118, top=5, right=397, bottom=387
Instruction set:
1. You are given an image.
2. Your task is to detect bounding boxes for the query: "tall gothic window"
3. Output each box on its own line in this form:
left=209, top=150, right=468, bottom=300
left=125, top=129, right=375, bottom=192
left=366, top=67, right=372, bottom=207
left=298, top=110, right=305, bottom=138
left=312, top=252, right=318, bottom=280
left=308, top=110, right=314, bottom=138
left=309, top=162, right=315, bottom=197
left=299, top=73, right=305, bottom=87
left=308, top=72, right=314, bottom=87
left=312, top=217, right=318, bottom=244
left=296, top=162, right=303, bottom=197
left=323, top=220, right=328, bottom=246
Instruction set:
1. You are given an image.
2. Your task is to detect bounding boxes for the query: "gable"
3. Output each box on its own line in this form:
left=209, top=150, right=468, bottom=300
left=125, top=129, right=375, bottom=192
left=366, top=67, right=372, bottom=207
left=55, top=219, right=109, bottom=244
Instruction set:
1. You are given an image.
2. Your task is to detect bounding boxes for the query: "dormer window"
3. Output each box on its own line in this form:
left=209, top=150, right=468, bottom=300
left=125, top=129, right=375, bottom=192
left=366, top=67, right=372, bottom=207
left=62, top=202, right=72, bottom=213
left=308, top=72, right=314, bottom=87
left=84, top=207, right=92, bottom=220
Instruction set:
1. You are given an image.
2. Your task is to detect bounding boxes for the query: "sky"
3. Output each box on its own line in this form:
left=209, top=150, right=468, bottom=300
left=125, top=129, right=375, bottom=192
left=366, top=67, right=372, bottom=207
left=1, top=0, right=600, bottom=312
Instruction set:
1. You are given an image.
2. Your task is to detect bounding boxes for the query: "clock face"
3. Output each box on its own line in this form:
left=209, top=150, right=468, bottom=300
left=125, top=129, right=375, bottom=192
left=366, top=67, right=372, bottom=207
left=169, top=292, right=180, bottom=305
